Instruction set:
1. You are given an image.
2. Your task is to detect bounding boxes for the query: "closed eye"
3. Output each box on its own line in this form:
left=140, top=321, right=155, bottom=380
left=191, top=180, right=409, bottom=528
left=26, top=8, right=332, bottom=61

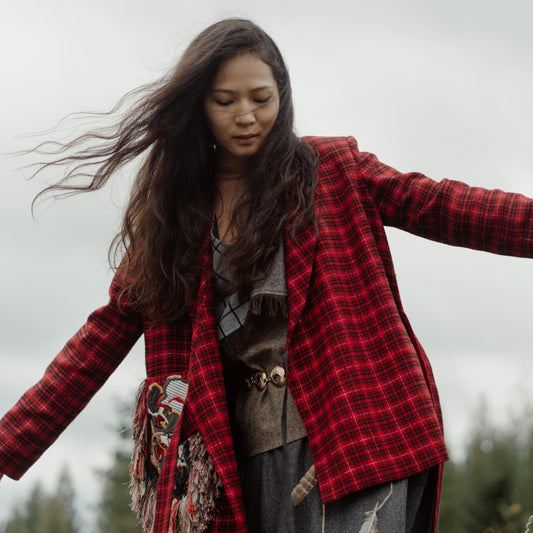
left=215, top=100, right=233, bottom=107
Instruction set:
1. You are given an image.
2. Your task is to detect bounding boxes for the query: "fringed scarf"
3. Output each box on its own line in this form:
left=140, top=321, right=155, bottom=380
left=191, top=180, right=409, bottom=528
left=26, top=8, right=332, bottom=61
left=129, top=376, right=222, bottom=532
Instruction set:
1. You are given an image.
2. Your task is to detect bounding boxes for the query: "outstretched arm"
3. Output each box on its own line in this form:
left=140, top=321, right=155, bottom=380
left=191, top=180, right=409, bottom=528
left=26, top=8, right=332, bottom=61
left=0, top=271, right=143, bottom=480
left=349, top=137, right=533, bottom=258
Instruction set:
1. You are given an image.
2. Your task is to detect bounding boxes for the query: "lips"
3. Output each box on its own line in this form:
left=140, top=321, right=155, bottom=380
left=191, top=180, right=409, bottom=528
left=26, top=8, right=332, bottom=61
left=233, top=133, right=259, bottom=145
left=234, top=133, right=258, bottom=140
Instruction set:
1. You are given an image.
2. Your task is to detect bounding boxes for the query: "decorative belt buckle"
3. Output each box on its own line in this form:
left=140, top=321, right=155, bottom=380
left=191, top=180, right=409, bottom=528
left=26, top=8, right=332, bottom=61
left=245, top=365, right=286, bottom=391
left=269, top=365, right=286, bottom=387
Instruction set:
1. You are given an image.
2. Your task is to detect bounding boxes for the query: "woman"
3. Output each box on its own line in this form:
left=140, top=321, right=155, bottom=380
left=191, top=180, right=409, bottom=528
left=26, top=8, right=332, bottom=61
left=0, top=18, right=532, bottom=533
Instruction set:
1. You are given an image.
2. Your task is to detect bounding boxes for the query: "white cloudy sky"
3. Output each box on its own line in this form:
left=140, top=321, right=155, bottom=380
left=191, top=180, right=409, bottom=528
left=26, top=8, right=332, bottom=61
left=1, top=0, right=532, bottom=529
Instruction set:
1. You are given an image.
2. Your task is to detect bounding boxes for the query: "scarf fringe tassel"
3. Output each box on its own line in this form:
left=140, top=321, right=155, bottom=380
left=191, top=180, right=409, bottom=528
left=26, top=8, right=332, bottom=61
left=130, top=382, right=157, bottom=532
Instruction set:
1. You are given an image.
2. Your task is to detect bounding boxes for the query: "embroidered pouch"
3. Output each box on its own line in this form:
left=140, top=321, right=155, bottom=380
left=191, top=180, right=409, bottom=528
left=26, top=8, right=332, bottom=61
left=129, top=375, right=222, bottom=533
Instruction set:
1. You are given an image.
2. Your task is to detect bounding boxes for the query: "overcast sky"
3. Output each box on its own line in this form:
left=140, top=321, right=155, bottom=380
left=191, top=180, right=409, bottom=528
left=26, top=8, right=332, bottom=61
left=1, top=0, right=533, bottom=529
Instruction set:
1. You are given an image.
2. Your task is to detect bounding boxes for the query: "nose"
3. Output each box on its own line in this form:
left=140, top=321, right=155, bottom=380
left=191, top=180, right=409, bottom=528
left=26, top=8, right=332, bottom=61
left=234, top=103, right=257, bottom=126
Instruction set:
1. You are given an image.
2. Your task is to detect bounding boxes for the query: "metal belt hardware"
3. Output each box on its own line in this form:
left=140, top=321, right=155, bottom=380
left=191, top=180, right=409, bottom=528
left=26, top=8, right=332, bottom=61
left=245, top=365, right=287, bottom=391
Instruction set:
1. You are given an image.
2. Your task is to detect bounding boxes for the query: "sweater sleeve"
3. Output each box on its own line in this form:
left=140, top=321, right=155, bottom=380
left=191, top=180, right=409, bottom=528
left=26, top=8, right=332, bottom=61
left=0, top=271, right=143, bottom=480
left=347, top=136, right=533, bottom=258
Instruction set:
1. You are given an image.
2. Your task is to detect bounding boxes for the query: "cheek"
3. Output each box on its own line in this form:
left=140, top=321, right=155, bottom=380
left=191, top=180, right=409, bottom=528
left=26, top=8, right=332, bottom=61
left=265, top=105, right=280, bottom=129
left=209, top=111, right=230, bottom=133
left=208, top=118, right=233, bottom=148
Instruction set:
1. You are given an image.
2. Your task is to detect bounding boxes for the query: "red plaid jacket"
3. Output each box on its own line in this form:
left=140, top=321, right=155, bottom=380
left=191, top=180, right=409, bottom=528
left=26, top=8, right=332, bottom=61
left=1, top=136, right=532, bottom=532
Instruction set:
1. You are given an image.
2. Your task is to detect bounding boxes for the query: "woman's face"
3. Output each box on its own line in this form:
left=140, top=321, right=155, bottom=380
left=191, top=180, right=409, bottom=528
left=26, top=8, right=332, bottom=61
left=204, top=53, right=280, bottom=168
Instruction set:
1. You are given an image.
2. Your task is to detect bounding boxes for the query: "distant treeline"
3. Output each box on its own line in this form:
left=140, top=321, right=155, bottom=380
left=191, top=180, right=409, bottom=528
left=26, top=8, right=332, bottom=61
left=3, top=401, right=533, bottom=533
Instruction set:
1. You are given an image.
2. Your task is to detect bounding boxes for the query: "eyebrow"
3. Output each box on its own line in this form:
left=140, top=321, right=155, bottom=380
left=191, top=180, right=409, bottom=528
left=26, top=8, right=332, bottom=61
left=210, top=85, right=273, bottom=95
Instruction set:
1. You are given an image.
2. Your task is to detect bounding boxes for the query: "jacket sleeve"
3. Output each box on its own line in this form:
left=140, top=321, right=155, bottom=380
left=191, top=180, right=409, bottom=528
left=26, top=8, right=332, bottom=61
left=0, top=270, right=143, bottom=480
left=348, top=136, right=533, bottom=258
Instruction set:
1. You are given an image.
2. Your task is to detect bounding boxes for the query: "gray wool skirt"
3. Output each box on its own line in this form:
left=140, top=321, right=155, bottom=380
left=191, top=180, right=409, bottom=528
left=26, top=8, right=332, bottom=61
left=238, top=438, right=436, bottom=533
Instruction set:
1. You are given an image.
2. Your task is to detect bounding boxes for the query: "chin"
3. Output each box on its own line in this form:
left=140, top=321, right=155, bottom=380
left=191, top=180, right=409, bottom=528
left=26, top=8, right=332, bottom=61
left=232, top=147, right=259, bottom=159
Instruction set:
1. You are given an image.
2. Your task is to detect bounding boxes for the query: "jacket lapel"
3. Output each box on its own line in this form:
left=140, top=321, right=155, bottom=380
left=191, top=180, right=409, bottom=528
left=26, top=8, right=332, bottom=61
left=284, top=220, right=317, bottom=347
left=183, top=232, right=245, bottom=524
left=179, top=222, right=317, bottom=525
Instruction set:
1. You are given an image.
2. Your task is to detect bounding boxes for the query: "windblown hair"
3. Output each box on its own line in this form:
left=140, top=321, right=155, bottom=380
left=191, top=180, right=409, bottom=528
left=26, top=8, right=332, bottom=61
left=32, top=19, right=318, bottom=322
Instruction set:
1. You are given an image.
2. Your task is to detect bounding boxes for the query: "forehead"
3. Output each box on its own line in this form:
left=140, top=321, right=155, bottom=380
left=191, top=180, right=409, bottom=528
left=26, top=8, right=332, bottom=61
left=210, top=53, right=277, bottom=90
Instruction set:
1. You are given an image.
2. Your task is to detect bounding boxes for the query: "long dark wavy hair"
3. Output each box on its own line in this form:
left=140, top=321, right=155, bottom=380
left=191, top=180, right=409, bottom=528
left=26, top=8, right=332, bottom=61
left=31, top=19, right=318, bottom=322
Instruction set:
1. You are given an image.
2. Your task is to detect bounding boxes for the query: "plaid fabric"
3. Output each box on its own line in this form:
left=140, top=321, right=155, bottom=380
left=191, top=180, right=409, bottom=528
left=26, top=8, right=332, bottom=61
left=1, top=136, right=532, bottom=533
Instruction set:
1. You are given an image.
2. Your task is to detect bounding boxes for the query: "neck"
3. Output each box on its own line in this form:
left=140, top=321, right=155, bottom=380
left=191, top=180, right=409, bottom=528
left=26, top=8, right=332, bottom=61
left=215, top=164, right=242, bottom=183
left=215, top=146, right=247, bottom=179
left=214, top=160, right=247, bottom=245
left=214, top=151, right=245, bottom=192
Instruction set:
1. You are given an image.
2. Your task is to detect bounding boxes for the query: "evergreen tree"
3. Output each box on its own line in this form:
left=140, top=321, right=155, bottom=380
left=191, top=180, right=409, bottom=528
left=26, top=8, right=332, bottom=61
left=36, top=497, right=77, bottom=533
left=3, top=509, right=28, bottom=533
left=95, top=404, right=142, bottom=533
left=2, top=482, right=46, bottom=533
left=439, top=460, right=467, bottom=533
left=23, top=483, right=46, bottom=533
left=1, top=469, right=78, bottom=533
left=439, top=403, right=533, bottom=533
left=462, top=430, right=522, bottom=532
left=55, top=467, right=77, bottom=521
